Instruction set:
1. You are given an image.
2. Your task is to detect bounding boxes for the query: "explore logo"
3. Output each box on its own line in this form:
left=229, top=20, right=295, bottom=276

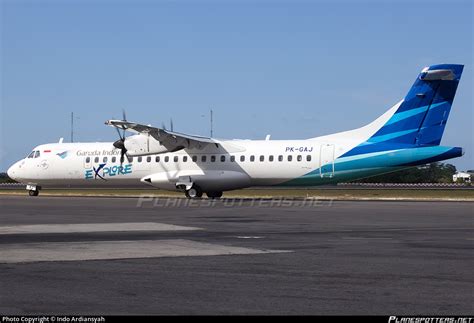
left=85, top=163, right=133, bottom=180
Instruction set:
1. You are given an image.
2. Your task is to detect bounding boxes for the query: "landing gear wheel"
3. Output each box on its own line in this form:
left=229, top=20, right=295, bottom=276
left=206, top=191, right=223, bottom=199
left=185, top=185, right=203, bottom=199
left=28, top=190, right=39, bottom=197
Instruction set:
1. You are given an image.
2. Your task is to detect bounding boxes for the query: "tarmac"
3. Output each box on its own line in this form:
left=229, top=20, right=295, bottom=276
left=0, top=195, right=472, bottom=315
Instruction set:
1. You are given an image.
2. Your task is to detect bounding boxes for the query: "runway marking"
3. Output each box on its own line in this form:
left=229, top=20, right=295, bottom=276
left=236, top=236, right=265, bottom=239
left=0, top=222, right=201, bottom=235
left=0, top=239, right=290, bottom=264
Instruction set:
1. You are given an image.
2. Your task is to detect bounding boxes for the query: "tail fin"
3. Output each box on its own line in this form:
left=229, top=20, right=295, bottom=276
left=368, top=64, right=463, bottom=146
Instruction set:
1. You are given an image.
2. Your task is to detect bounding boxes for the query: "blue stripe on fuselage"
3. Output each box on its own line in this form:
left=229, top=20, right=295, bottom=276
left=279, top=146, right=462, bottom=186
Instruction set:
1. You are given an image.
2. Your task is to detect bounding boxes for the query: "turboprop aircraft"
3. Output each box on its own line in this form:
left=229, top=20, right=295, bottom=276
left=7, top=64, right=465, bottom=198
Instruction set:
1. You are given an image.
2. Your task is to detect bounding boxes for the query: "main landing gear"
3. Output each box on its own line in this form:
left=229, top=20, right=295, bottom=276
left=175, top=178, right=223, bottom=199
left=185, top=185, right=203, bottom=199
left=206, top=191, right=223, bottom=199
left=26, top=184, right=40, bottom=197
left=180, top=184, right=223, bottom=199
left=185, top=187, right=223, bottom=199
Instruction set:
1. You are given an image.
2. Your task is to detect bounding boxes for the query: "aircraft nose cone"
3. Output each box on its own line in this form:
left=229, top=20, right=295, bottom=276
left=7, top=164, right=16, bottom=180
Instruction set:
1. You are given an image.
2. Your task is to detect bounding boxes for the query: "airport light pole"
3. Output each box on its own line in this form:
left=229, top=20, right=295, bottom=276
left=210, top=108, right=213, bottom=138
left=70, top=112, right=80, bottom=143
left=71, top=112, right=74, bottom=143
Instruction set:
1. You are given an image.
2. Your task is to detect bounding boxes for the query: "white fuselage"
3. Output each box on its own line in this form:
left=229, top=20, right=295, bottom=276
left=8, top=138, right=354, bottom=191
left=5, top=102, right=410, bottom=192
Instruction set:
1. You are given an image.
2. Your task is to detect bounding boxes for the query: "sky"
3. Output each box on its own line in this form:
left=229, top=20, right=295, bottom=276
left=1, top=0, right=472, bottom=171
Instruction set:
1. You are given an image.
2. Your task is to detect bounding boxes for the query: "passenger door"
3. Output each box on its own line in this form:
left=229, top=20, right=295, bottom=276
left=319, top=144, right=335, bottom=178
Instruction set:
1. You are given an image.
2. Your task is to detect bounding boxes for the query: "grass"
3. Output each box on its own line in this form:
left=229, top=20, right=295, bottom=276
left=0, top=188, right=473, bottom=201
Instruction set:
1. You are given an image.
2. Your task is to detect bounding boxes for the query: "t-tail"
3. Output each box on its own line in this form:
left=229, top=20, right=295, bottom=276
left=342, top=64, right=464, bottom=164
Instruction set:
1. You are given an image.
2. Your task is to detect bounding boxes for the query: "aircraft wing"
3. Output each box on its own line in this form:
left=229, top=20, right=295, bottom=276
left=105, top=119, right=217, bottom=150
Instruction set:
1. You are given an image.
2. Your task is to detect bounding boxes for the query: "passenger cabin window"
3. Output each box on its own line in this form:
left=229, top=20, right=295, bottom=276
left=240, top=155, right=245, bottom=162
left=112, top=157, right=116, bottom=163
left=269, top=155, right=274, bottom=162
left=220, top=155, right=225, bottom=162
left=306, top=155, right=311, bottom=162
left=86, top=157, right=91, bottom=163
left=201, top=156, right=207, bottom=162
left=147, top=156, right=151, bottom=162
left=192, top=156, right=197, bottom=162
left=278, top=155, right=283, bottom=162
left=174, top=156, right=178, bottom=162
left=260, top=155, right=264, bottom=162
left=287, top=155, right=292, bottom=162
left=94, top=157, right=99, bottom=163
left=165, top=156, right=169, bottom=162
left=103, top=157, right=108, bottom=163
left=250, top=155, right=255, bottom=162
left=183, top=156, right=188, bottom=162
left=211, top=155, right=216, bottom=162
left=127, top=156, right=133, bottom=163
left=230, top=156, right=235, bottom=162
left=297, top=155, right=302, bottom=162
left=155, top=156, right=160, bottom=162
left=138, top=156, right=142, bottom=163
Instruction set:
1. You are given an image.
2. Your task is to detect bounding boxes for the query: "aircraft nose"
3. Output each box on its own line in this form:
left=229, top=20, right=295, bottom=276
left=7, top=163, right=17, bottom=180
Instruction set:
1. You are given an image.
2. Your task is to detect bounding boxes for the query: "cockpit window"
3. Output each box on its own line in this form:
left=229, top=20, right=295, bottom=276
left=34, top=151, right=40, bottom=158
left=27, top=151, right=35, bottom=158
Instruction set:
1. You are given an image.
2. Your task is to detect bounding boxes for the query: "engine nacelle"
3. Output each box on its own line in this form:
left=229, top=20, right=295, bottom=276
left=124, top=134, right=180, bottom=156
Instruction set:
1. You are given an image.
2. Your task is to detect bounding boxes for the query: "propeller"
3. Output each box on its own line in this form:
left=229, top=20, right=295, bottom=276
left=161, top=118, right=174, bottom=132
left=112, top=110, right=128, bottom=164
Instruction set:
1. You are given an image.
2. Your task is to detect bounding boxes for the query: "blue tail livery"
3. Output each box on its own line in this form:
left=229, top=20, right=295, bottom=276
left=343, top=64, right=463, bottom=158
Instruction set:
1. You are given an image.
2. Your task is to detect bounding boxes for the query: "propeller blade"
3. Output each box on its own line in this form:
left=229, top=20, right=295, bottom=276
left=114, top=127, right=124, bottom=141
left=110, top=110, right=129, bottom=166
left=122, top=109, right=127, bottom=121
left=122, top=109, right=127, bottom=139
left=170, top=118, right=174, bottom=132
left=120, top=148, right=126, bottom=166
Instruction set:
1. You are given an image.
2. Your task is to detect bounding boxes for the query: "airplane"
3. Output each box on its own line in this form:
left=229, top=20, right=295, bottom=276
left=7, top=64, right=465, bottom=198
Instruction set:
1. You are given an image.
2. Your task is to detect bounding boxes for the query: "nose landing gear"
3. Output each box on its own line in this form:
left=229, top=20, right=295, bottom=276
left=26, top=184, right=41, bottom=197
